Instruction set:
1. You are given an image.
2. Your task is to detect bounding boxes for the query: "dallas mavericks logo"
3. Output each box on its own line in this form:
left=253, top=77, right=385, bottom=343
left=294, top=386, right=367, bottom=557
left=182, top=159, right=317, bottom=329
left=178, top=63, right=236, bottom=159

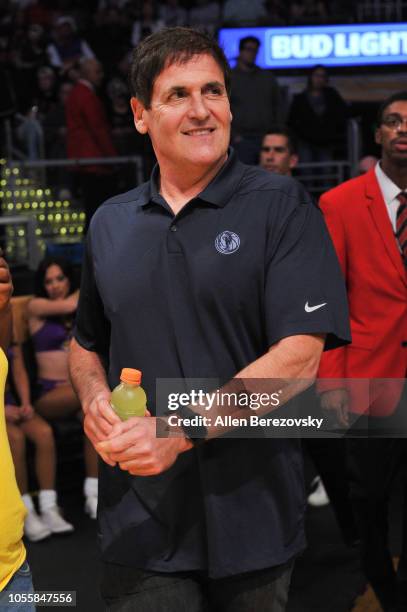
left=215, top=231, right=240, bottom=255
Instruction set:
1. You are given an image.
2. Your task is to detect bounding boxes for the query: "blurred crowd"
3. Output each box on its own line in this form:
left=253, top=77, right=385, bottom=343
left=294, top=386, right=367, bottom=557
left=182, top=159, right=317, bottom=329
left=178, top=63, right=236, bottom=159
left=0, top=0, right=362, bottom=166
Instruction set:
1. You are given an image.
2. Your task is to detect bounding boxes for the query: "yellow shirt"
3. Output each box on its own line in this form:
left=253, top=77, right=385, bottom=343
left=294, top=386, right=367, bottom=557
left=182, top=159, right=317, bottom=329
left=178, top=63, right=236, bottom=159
left=0, top=348, right=26, bottom=590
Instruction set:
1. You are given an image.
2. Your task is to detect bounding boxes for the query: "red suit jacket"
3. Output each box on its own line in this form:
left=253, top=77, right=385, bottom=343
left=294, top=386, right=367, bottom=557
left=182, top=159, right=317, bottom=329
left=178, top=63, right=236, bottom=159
left=65, top=80, right=116, bottom=172
left=317, top=168, right=407, bottom=416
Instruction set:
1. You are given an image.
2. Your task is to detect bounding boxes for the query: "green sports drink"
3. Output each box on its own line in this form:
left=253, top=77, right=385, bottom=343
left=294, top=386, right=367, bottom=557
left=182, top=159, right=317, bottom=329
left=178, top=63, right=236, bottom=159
left=110, top=368, right=147, bottom=421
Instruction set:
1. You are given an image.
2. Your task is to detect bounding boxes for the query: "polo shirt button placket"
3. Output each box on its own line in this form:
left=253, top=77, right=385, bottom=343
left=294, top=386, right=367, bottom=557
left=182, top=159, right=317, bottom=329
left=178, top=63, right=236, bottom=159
left=168, top=223, right=181, bottom=253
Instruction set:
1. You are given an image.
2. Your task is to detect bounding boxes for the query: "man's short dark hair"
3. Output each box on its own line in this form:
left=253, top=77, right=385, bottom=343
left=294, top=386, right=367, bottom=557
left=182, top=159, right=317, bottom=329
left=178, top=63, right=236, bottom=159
left=263, top=125, right=298, bottom=155
left=376, top=91, right=407, bottom=126
left=238, top=36, right=260, bottom=52
left=129, top=27, right=231, bottom=109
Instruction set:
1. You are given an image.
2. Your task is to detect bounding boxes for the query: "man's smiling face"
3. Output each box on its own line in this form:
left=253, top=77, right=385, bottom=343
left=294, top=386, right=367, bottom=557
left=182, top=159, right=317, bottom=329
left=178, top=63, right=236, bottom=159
left=131, top=54, right=232, bottom=176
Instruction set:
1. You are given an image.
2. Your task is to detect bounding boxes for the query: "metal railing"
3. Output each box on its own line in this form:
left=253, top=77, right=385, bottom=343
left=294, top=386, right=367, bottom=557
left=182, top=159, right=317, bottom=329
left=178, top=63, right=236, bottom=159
left=7, top=155, right=145, bottom=187
left=294, top=161, right=351, bottom=197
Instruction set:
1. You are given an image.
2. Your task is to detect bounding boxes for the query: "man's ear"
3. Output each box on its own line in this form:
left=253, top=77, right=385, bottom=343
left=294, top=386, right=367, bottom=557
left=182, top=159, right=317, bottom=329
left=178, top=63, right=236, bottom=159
left=374, top=127, right=382, bottom=146
left=290, top=154, right=299, bottom=170
left=130, top=97, right=148, bottom=134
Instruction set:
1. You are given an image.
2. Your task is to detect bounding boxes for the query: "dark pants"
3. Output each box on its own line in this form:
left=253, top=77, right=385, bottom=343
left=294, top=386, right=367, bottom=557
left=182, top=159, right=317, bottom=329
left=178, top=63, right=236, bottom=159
left=101, top=562, right=294, bottom=612
left=305, top=437, right=357, bottom=544
left=347, top=399, right=407, bottom=610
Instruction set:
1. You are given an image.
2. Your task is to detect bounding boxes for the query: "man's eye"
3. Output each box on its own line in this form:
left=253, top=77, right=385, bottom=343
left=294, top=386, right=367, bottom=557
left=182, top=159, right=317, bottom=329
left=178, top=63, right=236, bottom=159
left=170, top=90, right=185, bottom=100
left=208, top=87, right=222, bottom=95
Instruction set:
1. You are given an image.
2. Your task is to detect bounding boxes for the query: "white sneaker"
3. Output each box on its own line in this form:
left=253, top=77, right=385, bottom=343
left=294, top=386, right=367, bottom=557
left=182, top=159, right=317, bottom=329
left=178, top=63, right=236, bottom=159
left=84, top=496, right=98, bottom=519
left=41, top=507, right=74, bottom=534
left=24, top=510, right=52, bottom=542
left=307, top=476, right=330, bottom=507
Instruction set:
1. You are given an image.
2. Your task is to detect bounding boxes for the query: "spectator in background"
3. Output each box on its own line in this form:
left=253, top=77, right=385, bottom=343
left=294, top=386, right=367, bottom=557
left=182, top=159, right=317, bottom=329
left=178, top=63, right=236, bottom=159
left=27, top=256, right=99, bottom=519
left=5, top=341, right=74, bottom=541
left=9, top=24, right=48, bottom=105
left=105, top=50, right=132, bottom=104
left=65, top=57, right=117, bottom=231
left=259, top=126, right=298, bottom=175
left=189, top=0, right=221, bottom=34
left=317, top=91, right=407, bottom=611
left=159, top=0, right=187, bottom=27
left=107, top=50, right=156, bottom=180
left=32, top=66, right=58, bottom=119
left=223, top=0, right=267, bottom=25
left=288, top=65, right=348, bottom=165
left=230, top=35, right=283, bottom=164
left=358, top=154, right=378, bottom=174
left=43, top=80, right=72, bottom=159
left=16, top=66, right=58, bottom=160
left=106, top=77, right=139, bottom=191
left=131, top=0, right=164, bottom=47
left=43, top=80, right=73, bottom=192
left=47, top=16, right=95, bottom=79
left=12, top=23, right=48, bottom=93
left=106, top=78, right=135, bottom=155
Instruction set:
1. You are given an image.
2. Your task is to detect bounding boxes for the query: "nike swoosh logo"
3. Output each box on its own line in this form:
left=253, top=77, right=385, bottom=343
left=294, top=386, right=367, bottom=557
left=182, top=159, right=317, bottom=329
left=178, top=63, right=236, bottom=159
left=304, top=301, right=327, bottom=313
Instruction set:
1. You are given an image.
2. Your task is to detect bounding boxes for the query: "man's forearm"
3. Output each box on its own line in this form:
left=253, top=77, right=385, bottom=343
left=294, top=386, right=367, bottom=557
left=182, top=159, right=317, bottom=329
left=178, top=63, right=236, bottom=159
left=168, top=334, right=325, bottom=440
left=238, top=334, right=324, bottom=382
left=69, top=338, right=110, bottom=413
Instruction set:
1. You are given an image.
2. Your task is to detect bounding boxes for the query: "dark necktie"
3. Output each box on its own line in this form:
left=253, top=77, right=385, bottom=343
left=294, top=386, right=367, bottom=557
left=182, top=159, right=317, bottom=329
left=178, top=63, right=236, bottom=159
left=396, top=192, right=407, bottom=265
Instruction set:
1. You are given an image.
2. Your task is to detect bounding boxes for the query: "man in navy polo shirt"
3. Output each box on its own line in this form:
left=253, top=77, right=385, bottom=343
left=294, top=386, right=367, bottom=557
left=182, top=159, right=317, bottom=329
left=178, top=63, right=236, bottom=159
left=69, top=27, right=350, bottom=611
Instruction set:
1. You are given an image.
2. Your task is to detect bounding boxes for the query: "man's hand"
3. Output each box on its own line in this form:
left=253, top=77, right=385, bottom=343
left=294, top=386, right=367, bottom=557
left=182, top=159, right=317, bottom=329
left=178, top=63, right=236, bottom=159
left=83, top=393, right=122, bottom=466
left=0, top=253, right=13, bottom=311
left=96, top=417, right=193, bottom=476
left=320, top=388, right=349, bottom=427
left=5, top=405, right=21, bottom=423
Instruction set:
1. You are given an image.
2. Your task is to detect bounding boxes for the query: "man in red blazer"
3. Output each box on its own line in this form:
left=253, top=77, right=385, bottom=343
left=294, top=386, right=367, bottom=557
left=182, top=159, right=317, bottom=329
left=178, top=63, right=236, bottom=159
left=318, top=91, right=407, bottom=611
left=66, top=58, right=117, bottom=232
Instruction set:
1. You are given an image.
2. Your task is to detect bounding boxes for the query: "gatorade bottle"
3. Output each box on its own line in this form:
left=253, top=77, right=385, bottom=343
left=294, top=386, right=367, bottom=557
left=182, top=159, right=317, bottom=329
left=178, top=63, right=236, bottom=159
left=110, top=368, right=147, bottom=421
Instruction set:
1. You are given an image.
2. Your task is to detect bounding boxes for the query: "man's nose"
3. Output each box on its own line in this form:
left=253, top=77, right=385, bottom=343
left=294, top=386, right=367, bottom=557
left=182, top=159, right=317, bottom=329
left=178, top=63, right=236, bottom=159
left=397, top=119, right=407, bottom=132
left=188, top=94, right=210, bottom=121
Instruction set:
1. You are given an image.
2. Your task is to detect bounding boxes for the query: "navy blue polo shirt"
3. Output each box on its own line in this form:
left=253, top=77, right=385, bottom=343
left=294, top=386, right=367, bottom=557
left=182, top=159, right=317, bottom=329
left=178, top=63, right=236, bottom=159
left=75, top=149, right=350, bottom=578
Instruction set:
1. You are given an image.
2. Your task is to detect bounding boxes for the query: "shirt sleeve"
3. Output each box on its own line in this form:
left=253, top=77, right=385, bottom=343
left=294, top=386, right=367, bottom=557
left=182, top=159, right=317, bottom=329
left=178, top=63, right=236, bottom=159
left=265, top=197, right=351, bottom=351
left=317, top=190, right=348, bottom=380
left=74, top=232, right=110, bottom=360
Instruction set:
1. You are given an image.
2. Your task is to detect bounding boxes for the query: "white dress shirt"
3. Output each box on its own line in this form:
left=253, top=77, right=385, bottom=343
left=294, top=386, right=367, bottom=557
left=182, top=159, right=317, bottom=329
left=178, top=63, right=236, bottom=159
left=375, top=161, right=403, bottom=233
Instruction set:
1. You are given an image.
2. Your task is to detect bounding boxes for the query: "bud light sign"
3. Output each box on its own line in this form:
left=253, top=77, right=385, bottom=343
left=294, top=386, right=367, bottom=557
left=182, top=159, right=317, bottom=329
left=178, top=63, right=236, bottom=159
left=218, top=24, right=407, bottom=69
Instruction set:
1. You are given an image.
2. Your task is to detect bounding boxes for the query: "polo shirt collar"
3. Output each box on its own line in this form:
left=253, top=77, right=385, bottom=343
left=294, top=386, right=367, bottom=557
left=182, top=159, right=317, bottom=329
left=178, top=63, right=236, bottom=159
left=139, top=148, right=243, bottom=209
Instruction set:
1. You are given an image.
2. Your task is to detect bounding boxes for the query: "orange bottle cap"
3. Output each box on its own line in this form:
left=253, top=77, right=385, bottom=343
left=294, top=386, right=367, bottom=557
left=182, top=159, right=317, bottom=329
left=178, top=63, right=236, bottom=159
left=120, top=368, right=142, bottom=385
